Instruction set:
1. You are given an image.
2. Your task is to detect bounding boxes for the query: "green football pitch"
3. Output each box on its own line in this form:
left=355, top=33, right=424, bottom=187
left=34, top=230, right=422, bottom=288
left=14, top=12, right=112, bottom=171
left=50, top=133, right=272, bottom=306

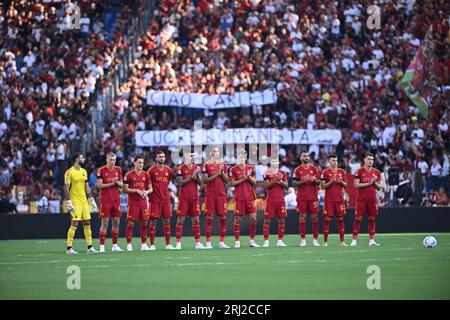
left=1, top=233, right=449, bottom=300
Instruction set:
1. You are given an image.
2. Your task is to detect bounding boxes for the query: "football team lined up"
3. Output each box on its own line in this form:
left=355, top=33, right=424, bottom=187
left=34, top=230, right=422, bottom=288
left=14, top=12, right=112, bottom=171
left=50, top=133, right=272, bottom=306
left=64, top=148, right=382, bottom=254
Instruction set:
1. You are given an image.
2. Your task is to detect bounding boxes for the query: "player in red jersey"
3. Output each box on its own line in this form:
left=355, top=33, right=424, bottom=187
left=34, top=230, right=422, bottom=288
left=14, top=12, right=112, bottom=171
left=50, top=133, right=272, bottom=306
left=202, top=146, right=230, bottom=249
left=292, top=151, right=321, bottom=247
left=351, top=153, right=382, bottom=246
left=96, top=152, right=124, bottom=252
left=175, top=151, right=205, bottom=250
left=229, top=149, right=259, bottom=248
left=320, top=154, right=348, bottom=247
left=123, top=155, right=153, bottom=251
left=147, top=151, right=175, bottom=250
left=262, top=158, right=289, bottom=247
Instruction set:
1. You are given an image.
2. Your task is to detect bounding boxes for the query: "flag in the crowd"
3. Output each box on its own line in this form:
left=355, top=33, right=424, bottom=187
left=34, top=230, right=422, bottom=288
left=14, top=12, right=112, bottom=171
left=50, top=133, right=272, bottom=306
left=400, top=28, right=436, bottom=118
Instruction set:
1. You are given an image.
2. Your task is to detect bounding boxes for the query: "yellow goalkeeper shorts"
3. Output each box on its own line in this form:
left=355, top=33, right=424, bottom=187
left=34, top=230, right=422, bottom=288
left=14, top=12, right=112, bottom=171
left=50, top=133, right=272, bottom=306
left=70, top=202, right=91, bottom=221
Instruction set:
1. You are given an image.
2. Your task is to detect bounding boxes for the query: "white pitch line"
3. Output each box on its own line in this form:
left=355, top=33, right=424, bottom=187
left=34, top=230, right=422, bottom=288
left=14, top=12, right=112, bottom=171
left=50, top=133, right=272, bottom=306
left=176, top=262, right=245, bottom=266
left=0, top=258, right=119, bottom=266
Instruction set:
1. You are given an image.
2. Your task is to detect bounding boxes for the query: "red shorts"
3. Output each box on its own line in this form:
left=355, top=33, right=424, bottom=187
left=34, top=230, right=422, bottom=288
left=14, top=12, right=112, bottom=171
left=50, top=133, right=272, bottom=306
left=204, top=196, right=227, bottom=215
left=323, top=201, right=346, bottom=218
left=149, top=201, right=172, bottom=219
left=264, top=200, right=287, bottom=219
left=126, top=205, right=149, bottom=221
left=177, top=198, right=201, bottom=217
left=355, top=201, right=378, bottom=219
left=99, top=200, right=122, bottom=218
left=296, top=200, right=319, bottom=214
left=234, top=200, right=256, bottom=216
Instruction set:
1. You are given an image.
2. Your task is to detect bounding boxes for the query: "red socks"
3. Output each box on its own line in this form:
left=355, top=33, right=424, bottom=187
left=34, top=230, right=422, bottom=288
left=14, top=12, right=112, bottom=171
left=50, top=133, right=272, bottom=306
left=126, top=222, right=133, bottom=244
left=278, top=221, right=285, bottom=240
left=234, top=220, right=240, bottom=241
left=112, top=230, right=119, bottom=245
left=176, top=223, right=183, bottom=243
left=149, top=223, right=156, bottom=245
left=263, top=221, right=270, bottom=240
left=323, top=219, right=330, bottom=242
left=164, top=223, right=171, bottom=245
left=353, top=219, right=361, bottom=240
left=192, top=223, right=200, bottom=243
left=337, top=219, right=345, bottom=242
left=140, top=222, right=148, bottom=244
left=250, top=220, right=256, bottom=241
left=312, top=219, right=319, bottom=240
left=368, top=219, right=376, bottom=240
left=299, top=220, right=306, bottom=240
left=205, top=215, right=213, bottom=242
left=219, top=216, right=227, bottom=242
left=99, top=231, right=106, bottom=245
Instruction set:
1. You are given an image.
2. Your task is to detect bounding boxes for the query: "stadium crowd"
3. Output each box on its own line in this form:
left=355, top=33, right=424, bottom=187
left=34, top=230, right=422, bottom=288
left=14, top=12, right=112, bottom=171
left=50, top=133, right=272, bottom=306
left=0, top=0, right=449, bottom=212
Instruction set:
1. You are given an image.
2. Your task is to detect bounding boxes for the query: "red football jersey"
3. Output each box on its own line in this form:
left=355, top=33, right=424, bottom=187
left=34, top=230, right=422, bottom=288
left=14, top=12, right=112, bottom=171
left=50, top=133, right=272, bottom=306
left=202, top=162, right=227, bottom=197
left=147, top=165, right=173, bottom=203
left=124, top=170, right=151, bottom=205
left=293, top=164, right=321, bottom=201
left=354, top=167, right=381, bottom=202
left=96, top=165, right=122, bottom=202
left=177, top=164, right=200, bottom=200
left=263, top=169, right=287, bottom=201
left=320, top=168, right=347, bottom=202
left=229, top=165, right=256, bottom=201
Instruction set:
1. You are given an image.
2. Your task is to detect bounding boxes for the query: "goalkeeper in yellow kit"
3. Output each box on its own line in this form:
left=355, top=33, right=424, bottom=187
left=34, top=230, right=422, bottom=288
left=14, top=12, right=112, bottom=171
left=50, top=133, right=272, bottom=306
left=64, top=153, right=98, bottom=254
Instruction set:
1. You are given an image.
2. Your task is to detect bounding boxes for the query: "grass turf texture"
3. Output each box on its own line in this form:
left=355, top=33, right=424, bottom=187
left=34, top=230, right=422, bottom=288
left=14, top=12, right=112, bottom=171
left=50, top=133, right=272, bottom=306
left=0, top=233, right=449, bottom=300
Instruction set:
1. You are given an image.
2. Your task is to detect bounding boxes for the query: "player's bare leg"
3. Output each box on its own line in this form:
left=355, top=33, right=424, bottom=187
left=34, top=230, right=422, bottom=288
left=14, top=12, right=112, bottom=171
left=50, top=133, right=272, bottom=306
left=66, top=220, right=79, bottom=254
left=111, top=217, right=123, bottom=251
left=83, top=220, right=97, bottom=253
left=163, top=217, right=175, bottom=250
left=323, top=217, right=331, bottom=247
left=298, top=214, right=307, bottom=246
left=262, top=218, right=271, bottom=247
left=218, top=214, right=230, bottom=248
left=192, top=216, right=205, bottom=249
left=276, top=218, right=287, bottom=247
left=234, top=215, right=241, bottom=248
left=248, top=213, right=260, bottom=247
left=140, top=220, right=150, bottom=251
left=176, top=216, right=185, bottom=249
left=99, top=217, right=109, bottom=253
left=126, top=220, right=134, bottom=251
left=368, top=217, right=380, bottom=246
left=149, top=218, right=157, bottom=250
left=311, top=213, right=320, bottom=246
left=337, top=217, right=347, bottom=246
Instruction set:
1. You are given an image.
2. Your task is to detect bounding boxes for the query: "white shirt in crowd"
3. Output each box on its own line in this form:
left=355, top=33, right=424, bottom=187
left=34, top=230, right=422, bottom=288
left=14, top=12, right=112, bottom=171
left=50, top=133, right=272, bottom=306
left=285, top=192, right=297, bottom=209
left=0, top=122, right=7, bottom=138
left=349, top=161, right=361, bottom=174
left=80, top=16, right=90, bottom=33
left=56, top=143, right=66, bottom=161
left=417, top=160, right=429, bottom=174
left=38, top=196, right=49, bottom=213
left=430, top=162, right=442, bottom=177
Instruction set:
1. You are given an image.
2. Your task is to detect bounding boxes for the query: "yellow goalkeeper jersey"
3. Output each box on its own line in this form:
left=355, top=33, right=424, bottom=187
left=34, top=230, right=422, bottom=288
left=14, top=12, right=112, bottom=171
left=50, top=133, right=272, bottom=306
left=64, top=166, right=88, bottom=205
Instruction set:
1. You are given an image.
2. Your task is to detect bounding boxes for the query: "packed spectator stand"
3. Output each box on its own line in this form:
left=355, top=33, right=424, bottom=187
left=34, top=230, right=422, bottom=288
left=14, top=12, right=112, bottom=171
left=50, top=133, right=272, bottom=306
left=0, top=0, right=449, bottom=213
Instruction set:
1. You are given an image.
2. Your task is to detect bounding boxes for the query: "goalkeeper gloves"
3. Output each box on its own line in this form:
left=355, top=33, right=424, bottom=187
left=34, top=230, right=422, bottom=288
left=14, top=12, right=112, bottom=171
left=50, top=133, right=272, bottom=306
left=88, top=197, right=98, bottom=212
left=66, top=200, right=74, bottom=212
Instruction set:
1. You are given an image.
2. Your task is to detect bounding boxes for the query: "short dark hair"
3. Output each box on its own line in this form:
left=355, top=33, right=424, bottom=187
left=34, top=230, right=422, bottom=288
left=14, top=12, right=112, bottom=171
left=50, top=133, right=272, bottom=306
left=156, top=150, right=165, bottom=157
left=300, top=151, right=309, bottom=155
left=72, top=153, right=83, bottom=163
left=134, top=154, right=144, bottom=162
left=328, top=154, right=338, bottom=159
left=364, top=152, right=374, bottom=159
